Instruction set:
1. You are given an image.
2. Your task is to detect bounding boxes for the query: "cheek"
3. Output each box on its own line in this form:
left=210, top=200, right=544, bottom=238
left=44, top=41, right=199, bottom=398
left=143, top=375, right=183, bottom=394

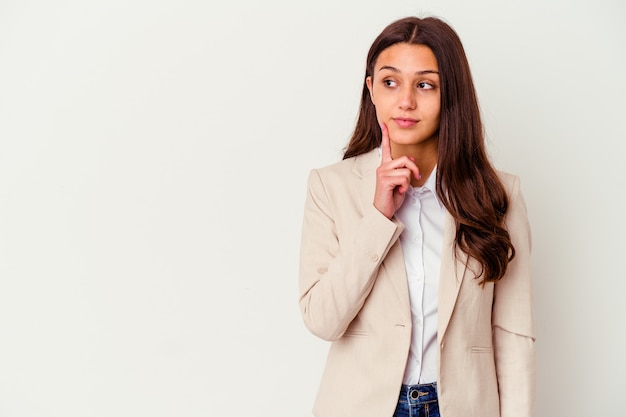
left=433, top=105, right=441, bottom=120
left=373, top=109, right=383, bottom=125
left=372, top=94, right=393, bottom=116
left=429, top=100, right=442, bottom=121
left=426, top=103, right=441, bottom=131
left=371, top=99, right=385, bottom=121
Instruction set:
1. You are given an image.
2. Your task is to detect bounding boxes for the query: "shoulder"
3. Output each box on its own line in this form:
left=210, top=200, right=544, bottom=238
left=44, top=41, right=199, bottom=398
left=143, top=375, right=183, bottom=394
left=315, top=156, right=358, bottom=177
left=304, top=149, right=378, bottom=213
left=496, top=170, right=523, bottom=200
left=496, top=170, right=531, bottom=236
left=310, top=148, right=379, bottom=185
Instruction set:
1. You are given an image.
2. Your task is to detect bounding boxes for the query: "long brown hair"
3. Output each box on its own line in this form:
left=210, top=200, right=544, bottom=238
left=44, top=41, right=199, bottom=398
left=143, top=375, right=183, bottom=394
left=344, top=16, right=514, bottom=283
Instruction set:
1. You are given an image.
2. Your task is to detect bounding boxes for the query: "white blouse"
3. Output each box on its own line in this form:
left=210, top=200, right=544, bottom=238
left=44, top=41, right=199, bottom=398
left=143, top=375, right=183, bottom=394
left=394, top=166, right=446, bottom=384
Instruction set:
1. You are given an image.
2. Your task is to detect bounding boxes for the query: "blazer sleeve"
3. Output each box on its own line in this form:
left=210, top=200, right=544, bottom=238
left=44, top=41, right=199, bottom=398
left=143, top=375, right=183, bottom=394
left=298, top=168, right=404, bottom=341
left=492, top=175, right=536, bottom=417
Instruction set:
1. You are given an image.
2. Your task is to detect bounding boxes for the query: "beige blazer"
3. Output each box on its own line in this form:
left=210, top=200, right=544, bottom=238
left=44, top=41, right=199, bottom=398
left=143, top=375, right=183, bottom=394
left=299, top=149, right=535, bottom=417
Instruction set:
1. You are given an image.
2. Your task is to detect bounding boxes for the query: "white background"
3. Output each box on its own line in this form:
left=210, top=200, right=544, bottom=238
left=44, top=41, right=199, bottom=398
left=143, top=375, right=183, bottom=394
left=1, top=0, right=625, bottom=416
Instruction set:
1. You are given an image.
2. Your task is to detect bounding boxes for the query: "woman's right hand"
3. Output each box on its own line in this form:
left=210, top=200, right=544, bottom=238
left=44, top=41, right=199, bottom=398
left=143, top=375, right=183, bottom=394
left=373, top=123, right=421, bottom=219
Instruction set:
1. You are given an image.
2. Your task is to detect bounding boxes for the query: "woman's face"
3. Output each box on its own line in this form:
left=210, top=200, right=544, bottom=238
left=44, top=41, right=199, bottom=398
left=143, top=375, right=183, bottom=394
left=366, top=43, right=441, bottom=151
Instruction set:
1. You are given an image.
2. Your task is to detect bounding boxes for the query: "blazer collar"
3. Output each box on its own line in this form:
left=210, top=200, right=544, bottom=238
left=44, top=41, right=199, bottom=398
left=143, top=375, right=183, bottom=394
left=437, top=216, right=470, bottom=341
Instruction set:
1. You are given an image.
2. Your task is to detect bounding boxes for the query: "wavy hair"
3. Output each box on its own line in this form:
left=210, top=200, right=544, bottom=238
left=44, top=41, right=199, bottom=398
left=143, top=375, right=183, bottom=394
left=344, top=16, right=514, bottom=283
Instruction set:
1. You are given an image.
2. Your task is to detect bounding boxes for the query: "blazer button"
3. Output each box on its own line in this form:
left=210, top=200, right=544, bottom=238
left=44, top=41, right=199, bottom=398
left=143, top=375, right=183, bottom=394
left=369, top=253, right=379, bottom=262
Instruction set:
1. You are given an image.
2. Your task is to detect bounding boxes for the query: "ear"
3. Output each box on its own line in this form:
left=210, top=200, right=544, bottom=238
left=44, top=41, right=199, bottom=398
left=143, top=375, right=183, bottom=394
left=365, top=76, right=375, bottom=105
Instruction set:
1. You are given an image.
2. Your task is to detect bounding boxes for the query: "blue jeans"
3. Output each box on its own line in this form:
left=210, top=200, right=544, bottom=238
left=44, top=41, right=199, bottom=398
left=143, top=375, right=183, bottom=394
left=392, top=383, right=439, bottom=417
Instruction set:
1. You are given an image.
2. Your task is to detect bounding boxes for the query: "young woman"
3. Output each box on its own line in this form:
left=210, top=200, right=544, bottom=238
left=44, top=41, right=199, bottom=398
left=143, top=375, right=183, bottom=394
left=298, top=16, right=535, bottom=417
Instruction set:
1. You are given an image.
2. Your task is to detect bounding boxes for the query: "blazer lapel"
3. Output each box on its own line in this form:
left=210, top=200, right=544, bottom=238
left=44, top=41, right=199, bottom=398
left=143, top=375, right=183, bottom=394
left=437, top=214, right=470, bottom=340
left=352, top=150, right=411, bottom=318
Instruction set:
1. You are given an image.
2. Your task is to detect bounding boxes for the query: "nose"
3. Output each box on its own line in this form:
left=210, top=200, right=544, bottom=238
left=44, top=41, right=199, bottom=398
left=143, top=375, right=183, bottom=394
left=398, top=85, right=417, bottom=110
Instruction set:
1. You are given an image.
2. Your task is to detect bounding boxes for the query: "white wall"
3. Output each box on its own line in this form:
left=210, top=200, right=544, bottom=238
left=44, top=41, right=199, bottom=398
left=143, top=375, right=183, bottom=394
left=1, top=0, right=625, bottom=416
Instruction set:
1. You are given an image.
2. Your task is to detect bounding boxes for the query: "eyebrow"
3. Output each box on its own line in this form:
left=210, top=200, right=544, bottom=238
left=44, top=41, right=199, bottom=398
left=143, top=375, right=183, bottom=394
left=378, top=65, right=439, bottom=75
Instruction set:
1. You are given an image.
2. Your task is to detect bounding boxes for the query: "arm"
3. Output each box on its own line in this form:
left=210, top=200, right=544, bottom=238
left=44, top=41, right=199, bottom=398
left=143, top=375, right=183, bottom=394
left=300, top=125, right=421, bottom=341
left=298, top=168, right=403, bottom=341
left=493, top=176, right=536, bottom=417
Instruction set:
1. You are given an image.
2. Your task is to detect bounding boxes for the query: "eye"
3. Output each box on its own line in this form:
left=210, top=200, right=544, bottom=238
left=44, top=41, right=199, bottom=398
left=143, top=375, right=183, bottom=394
left=383, top=79, right=397, bottom=87
left=417, top=81, right=434, bottom=90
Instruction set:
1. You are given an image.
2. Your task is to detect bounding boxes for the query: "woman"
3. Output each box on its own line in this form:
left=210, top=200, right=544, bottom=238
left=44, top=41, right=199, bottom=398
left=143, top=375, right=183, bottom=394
left=298, top=16, right=535, bottom=417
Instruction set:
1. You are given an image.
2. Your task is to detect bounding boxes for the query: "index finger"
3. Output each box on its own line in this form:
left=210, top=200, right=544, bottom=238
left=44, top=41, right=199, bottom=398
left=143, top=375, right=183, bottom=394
left=380, top=123, right=392, bottom=163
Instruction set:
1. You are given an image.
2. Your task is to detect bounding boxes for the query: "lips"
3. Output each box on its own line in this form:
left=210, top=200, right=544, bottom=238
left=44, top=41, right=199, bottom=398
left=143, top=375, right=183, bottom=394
left=392, top=117, right=418, bottom=128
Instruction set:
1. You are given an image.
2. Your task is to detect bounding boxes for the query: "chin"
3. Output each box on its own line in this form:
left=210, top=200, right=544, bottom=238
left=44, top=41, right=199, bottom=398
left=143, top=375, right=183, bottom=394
left=391, top=134, right=424, bottom=145
left=394, top=130, right=437, bottom=145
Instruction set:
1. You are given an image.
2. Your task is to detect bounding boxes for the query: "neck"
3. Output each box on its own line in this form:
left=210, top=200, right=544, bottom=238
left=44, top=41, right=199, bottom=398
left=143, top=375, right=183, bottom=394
left=391, top=139, right=438, bottom=187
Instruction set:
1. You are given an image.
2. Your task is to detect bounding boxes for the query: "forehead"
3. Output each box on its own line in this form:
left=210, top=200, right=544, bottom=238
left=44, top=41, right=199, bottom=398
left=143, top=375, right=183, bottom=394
left=374, top=43, right=438, bottom=71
